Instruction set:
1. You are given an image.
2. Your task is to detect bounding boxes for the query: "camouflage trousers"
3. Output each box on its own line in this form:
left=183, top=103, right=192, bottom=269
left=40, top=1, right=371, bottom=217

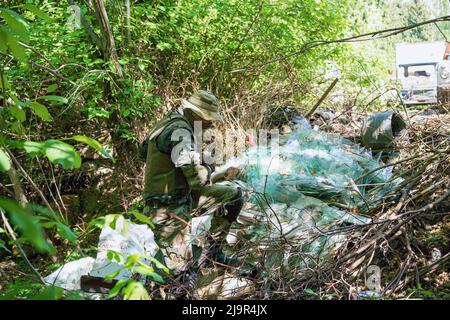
left=144, top=184, right=243, bottom=272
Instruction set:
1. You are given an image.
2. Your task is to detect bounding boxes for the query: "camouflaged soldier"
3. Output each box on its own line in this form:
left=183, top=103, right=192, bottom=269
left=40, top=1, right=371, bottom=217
left=143, top=90, right=244, bottom=272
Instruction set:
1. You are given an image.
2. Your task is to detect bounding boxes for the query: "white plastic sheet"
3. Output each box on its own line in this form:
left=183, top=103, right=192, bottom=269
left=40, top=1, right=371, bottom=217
left=44, top=257, right=95, bottom=290
left=44, top=219, right=159, bottom=291
left=89, top=218, right=158, bottom=280
left=190, top=215, right=213, bottom=247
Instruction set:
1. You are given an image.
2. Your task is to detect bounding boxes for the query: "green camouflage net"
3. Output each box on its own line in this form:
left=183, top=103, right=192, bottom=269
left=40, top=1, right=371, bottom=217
left=217, top=121, right=401, bottom=268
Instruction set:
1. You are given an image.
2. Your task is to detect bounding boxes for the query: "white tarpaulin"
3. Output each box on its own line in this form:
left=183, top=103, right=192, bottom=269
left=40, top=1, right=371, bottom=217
left=44, top=219, right=159, bottom=291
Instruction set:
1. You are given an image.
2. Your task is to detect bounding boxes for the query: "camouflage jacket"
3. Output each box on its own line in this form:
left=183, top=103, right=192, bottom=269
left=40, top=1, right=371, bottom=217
left=143, top=109, right=213, bottom=205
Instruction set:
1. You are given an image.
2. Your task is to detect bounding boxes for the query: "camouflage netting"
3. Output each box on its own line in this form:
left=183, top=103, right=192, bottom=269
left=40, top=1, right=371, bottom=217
left=215, top=118, right=401, bottom=274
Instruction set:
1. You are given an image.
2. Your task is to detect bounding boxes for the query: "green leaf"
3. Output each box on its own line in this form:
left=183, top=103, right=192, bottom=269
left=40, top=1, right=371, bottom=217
left=146, top=272, right=164, bottom=283
left=134, top=266, right=164, bottom=283
left=134, top=264, right=156, bottom=275
left=147, top=256, right=169, bottom=274
left=8, top=92, right=20, bottom=105
left=0, top=28, right=7, bottom=51
left=125, top=254, right=141, bottom=268
left=46, top=84, right=58, bottom=93
left=108, top=279, right=129, bottom=298
left=107, top=250, right=125, bottom=264
left=0, top=280, right=41, bottom=299
left=56, top=223, right=77, bottom=244
left=26, top=101, right=52, bottom=121
left=130, top=210, right=154, bottom=228
left=0, top=66, right=9, bottom=88
left=156, top=42, right=172, bottom=51
left=22, top=141, right=44, bottom=157
left=0, top=148, right=11, bottom=172
left=420, top=290, right=435, bottom=297
left=0, top=197, right=54, bottom=253
left=41, top=221, right=56, bottom=228
left=102, top=214, right=126, bottom=231
left=7, top=36, right=27, bottom=62
left=9, top=105, right=26, bottom=122
left=304, top=288, right=317, bottom=296
left=104, top=269, right=122, bottom=281
left=137, top=62, right=146, bottom=71
left=22, top=4, right=53, bottom=22
left=43, top=139, right=81, bottom=169
left=37, top=95, right=68, bottom=105
left=87, top=216, right=106, bottom=229
left=67, top=135, right=115, bottom=162
left=122, top=281, right=150, bottom=300
left=28, top=203, right=62, bottom=223
left=0, top=8, right=28, bottom=35
left=31, top=286, right=63, bottom=300
left=9, top=122, right=22, bottom=134
left=133, top=260, right=165, bottom=282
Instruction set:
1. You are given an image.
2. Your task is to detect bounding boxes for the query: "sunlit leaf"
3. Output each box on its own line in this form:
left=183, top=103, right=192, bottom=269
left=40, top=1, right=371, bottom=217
left=41, top=221, right=56, bottom=228
left=0, top=148, right=11, bottom=172
left=7, top=36, right=27, bottom=62
left=104, top=269, right=122, bottom=281
left=26, top=101, right=52, bottom=121
left=147, top=256, right=169, bottom=274
left=0, top=28, right=7, bottom=51
left=87, top=216, right=105, bottom=229
left=122, top=281, right=150, bottom=300
left=108, top=279, right=128, bottom=298
left=22, top=141, right=44, bottom=157
left=125, top=254, right=141, bottom=268
left=67, top=135, right=115, bottom=162
left=0, top=8, right=28, bottom=35
left=9, top=105, right=26, bottom=122
left=43, top=139, right=81, bottom=169
left=130, top=210, right=154, bottom=228
left=107, top=250, right=125, bottom=264
left=56, top=223, right=77, bottom=244
left=135, top=262, right=164, bottom=283
left=22, top=4, right=53, bottom=22
left=127, top=257, right=165, bottom=283
left=304, top=288, right=317, bottom=296
left=46, top=84, right=57, bottom=93
left=37, top=95, right=68, bottom=105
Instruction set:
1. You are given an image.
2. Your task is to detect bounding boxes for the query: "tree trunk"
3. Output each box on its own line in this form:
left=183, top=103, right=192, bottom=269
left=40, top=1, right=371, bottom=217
left=125, top=0, right=131, bottom=44
left=8, top=164, right=28, bottom=206
left=92, top=0, right=124, bottom=77
left=67, top=0, right=105, bottom=52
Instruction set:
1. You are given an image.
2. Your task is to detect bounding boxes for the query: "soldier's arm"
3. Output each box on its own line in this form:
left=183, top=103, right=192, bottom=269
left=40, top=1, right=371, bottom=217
left=211, top=167, right=247, bottom=183
left=181, top=163, right=211, bottom=191
left=158, top=125, right=212, bottom=191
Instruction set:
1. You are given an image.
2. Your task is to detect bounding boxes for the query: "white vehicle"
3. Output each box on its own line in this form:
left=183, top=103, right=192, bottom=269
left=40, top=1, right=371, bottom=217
left=396, top=41, right=450, bottom=104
